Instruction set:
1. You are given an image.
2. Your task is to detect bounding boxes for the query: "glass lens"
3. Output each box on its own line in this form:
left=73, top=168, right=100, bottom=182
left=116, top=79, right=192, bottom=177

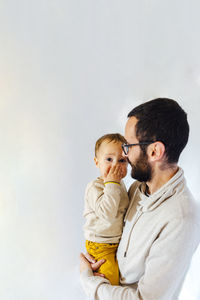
left=125, top=145, right=128, bottom=154
left=123, top=144, right=128, bottom=155
left=122, top=144, right=125, bottom=155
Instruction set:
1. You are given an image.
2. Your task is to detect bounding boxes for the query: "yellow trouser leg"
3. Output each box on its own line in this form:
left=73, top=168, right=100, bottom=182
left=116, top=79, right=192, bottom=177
left=86, top=240, right=119, bottom=285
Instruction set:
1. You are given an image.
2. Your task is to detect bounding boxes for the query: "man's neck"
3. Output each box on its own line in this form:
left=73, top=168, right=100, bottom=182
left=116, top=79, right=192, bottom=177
left=146, top=164, right=179, bottom=195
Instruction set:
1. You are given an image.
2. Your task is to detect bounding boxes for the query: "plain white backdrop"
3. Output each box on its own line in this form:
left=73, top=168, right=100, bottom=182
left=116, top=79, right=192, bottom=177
left=0, top=1, right=200, bottom=299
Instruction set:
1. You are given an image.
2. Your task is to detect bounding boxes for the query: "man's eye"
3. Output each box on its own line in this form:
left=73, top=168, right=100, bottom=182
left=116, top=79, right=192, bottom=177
left=119, top=158, right=127, bottom=163
left=106, top=158, right=112, bottom=162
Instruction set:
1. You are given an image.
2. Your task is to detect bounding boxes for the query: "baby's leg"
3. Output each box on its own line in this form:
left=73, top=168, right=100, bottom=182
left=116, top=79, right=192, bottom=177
left=85, top=241, right=119, bottom=285
left=98, top=246, right=119, bottom=285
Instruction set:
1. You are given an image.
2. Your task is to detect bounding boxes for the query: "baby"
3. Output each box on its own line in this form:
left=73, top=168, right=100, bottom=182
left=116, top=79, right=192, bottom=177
left=83, top=133, right=129, bottom=285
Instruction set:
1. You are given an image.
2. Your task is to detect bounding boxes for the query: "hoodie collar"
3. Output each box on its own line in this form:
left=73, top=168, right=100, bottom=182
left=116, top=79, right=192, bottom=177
left=136, top=168, right=185, bottom=212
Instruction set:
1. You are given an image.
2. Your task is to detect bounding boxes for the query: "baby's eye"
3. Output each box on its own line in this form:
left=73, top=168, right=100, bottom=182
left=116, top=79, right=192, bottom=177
left=106, top=157, right=113, bottom=162
left=119, top=158, right=127, bottom=163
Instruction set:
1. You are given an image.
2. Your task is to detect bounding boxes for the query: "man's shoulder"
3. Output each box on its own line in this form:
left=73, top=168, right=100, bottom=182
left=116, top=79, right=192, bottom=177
left=161, top=183, right=199, bottom=223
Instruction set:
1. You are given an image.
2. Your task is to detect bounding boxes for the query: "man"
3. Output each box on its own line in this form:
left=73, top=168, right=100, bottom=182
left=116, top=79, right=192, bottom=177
left=80, top=98, right=200, bottom=300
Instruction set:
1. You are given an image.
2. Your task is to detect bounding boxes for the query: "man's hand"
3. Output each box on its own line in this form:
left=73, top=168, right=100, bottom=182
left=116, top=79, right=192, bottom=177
left=80, top=253, right=106, bottom=278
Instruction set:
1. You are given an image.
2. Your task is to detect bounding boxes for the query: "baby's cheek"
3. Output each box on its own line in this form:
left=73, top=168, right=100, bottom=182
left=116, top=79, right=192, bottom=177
left=122, top=165, right=128, bottom=175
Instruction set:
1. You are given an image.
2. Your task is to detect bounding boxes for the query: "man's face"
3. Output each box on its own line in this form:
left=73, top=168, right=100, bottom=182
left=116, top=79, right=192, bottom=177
left=124, top=117, right=153, bottom=182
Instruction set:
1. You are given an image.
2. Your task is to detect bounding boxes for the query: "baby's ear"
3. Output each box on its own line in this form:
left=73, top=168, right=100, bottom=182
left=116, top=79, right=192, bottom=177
left=94, top=157, right=99, bottom=167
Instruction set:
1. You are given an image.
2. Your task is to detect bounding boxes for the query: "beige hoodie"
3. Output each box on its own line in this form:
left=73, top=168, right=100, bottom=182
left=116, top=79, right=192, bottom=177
left=81, top=168, right=200, bottom=300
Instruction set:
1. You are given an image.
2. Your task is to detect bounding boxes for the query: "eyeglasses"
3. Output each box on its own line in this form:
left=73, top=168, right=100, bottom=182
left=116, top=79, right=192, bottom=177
left=122, top=141, right=155, bottom=155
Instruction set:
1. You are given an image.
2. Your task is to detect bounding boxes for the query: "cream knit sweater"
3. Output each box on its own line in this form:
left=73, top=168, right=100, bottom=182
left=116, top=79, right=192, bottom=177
left=81, top=168, right=200, bottom=300
left=83, top=177, right=129, bottom=243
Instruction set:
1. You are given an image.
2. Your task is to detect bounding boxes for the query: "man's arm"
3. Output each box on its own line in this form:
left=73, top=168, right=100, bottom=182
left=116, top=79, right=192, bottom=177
left=80, top=216, right=200, bottom=300
left=80, top=267, right=140, bottom=300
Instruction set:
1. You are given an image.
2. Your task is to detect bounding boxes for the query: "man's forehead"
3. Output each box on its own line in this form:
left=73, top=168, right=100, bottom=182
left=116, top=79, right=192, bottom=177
left=125, top=117, right=138, bottom=139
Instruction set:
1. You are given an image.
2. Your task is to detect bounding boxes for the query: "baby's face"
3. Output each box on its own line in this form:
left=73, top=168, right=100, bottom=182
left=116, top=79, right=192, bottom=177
left=95, top=140, right=128, bottom=180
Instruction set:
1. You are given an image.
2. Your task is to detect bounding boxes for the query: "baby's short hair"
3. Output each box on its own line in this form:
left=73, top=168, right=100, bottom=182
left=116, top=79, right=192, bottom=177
left=95, top=133, right=126, bottom=157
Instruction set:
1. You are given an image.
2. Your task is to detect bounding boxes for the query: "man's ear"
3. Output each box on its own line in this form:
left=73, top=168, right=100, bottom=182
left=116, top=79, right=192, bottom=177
left=148, top=142, right=165, bottom=162
left=94, top=157, right=99, bottom=167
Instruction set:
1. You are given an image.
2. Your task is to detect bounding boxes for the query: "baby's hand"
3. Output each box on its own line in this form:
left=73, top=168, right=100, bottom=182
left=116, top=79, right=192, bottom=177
left=104, top=164, right=126, bottom=183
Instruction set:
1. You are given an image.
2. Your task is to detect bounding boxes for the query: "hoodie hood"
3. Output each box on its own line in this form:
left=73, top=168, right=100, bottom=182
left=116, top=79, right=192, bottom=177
left=123, top=168, right=186, bottom=257
left=136, top=168, right=185, bottom=212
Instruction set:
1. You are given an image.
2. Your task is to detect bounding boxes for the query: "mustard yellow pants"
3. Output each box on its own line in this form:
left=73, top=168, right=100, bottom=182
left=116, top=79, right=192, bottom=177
left=86, top=240, right=119, bottom=285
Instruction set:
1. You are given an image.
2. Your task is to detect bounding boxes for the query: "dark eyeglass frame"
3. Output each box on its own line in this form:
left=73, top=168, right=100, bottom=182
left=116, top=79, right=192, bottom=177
left=122, top=141, right=155, bottom=155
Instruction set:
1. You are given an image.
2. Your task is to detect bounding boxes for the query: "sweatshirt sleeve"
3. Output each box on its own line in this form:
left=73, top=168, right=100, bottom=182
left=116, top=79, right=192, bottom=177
left=80, top=216, right=200, bottom=300
left=85, top=181, right=124, bottom=220
left=80, top=271, right=140, bottom=300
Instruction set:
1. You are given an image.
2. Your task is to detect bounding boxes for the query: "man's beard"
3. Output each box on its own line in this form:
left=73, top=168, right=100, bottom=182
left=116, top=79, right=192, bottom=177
left=128, top=149, right=152, bottom=182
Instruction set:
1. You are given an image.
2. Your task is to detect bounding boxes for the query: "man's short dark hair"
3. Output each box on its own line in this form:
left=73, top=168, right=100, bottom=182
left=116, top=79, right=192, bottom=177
left=128, top=98, right=189, bottom=163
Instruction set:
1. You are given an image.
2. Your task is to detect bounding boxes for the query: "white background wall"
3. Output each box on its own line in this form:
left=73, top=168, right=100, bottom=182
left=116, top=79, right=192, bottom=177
left=0, top=1, right=200, bottom=299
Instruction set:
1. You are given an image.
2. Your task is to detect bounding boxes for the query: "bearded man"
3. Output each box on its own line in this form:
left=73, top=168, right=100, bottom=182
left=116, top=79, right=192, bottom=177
left=80, top=98, right=200, bottom=300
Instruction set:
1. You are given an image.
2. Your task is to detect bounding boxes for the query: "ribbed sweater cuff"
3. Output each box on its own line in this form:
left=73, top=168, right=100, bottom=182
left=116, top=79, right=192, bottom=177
left=80, top=269, right=110, bottom=297
left=104, top=181, right=120, bottom=185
